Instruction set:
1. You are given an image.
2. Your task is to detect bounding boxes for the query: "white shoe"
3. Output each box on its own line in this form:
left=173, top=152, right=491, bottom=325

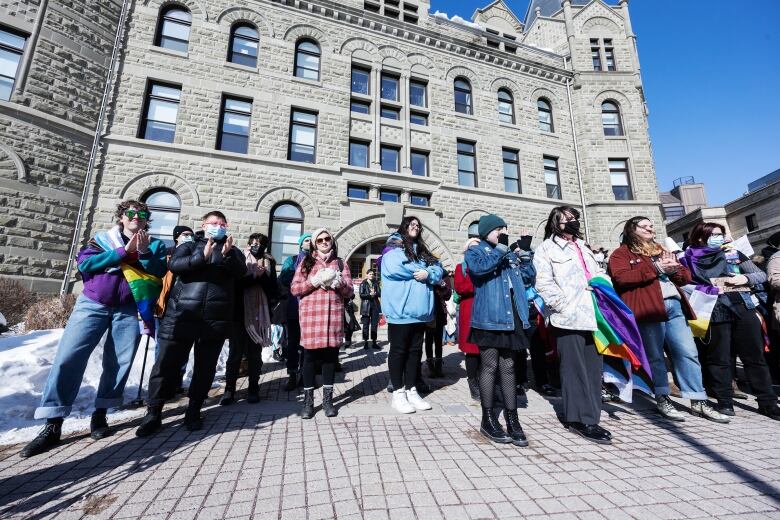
left=406, top=387, right=432, bottom=411
left=391, top=389, right=416, bottom=414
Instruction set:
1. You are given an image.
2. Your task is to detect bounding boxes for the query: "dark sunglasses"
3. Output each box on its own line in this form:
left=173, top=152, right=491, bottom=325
left=125, top=209, right=149, bottom=219
left=316, top=236, right=332, bottom=244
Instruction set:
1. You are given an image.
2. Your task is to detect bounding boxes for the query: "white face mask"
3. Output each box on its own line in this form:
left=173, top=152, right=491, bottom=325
left=178, top=235, right=194, bottom=246
left=707, top=236, right=725, bottom=248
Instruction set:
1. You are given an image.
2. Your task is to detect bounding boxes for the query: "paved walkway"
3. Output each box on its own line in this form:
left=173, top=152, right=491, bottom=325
left=1, top=341, right=779, bottom=519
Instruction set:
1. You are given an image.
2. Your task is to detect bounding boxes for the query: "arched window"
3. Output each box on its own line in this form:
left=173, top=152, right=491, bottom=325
left=270, top=202, right=304, bottom=263
left=155, top=6, right=191, bottom=53
left=601, top=100, right=624, bottom=136
left=228, top=23, right=259, bottom=67
left=497, top=89, right=514, bottom=124
left=143, top=189, right=181, bottom=246
left=537, top=98, right=553, bottom=132
left=468, top=221, right=480, bottom=238
left=454, top=78, right=473, bottom=115
left=294, top=39, right=321, bottom=80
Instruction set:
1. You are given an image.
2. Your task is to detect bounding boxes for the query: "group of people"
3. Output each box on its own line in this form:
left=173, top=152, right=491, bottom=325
left=18, top=198, right=780, bottom=458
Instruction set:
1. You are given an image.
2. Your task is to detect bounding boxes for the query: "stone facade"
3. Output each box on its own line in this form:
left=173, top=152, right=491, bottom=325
left=1, top=0, right=664, bottom=291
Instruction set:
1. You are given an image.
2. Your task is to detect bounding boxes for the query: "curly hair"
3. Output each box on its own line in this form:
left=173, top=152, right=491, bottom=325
left=114, top=199, right=151, bottom=230
left=621, top=216, right=663, bottom=257
left=398, top=216, right=437, bottom=265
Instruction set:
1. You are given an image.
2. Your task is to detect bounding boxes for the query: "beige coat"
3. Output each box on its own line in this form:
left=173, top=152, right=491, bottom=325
left=767, top=251, right=780, bottom=331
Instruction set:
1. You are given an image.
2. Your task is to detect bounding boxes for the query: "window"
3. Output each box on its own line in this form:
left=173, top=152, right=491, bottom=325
left=380, top=145, right=400, bottom=172
left=411, top=151, right=428, bottom=176
left=590, top=38, right=602, bottom=71
left=410, top=80, right=427, bottom=107
left=380, top=105, right=400, bottom=120
left=746, top=214, right=758, bottom=232
left=228, top=24, right=259, bottom=67
left=288, top=109, right=317, bottom=163
left=454, top=78, right=473, bottom=115
left=410, top=111, right=428, bottom=126
left=468, top=221, right=480, bottom=238
left=349, top=140, right=370, bottom=168
left=497, top=89, right=514, bottom=124
left=381, top=73, right=399, bottom=101
left=538, top=98, right=553, bottom=132
left=0, top=27, right=26, bottom=101
left=351, top=100, right=370, bottom=114
left=502, top=149, right=521, bottom=193
left=351, top=66, right=370, bottom=95
left=410, top=193, right=429, bottom=207
left=609, top=159, right=632, bottom=200
left=155, top=6, right=191, bottom=53
left=379, top=189, right=401, bottom=203
left=601, top=101, right=623, bottom=136
left=294, top=39, right=320, bottom=80
left=544, top=156, right=561, bottom=199
left=270, top=203, right=304, bottom=264
left=591, top=38, right=616, bottom=71
left=663, top=205, right=685, bottom=221
left=217, top=96, right=252, bottom=153
left=457, top=140, right=477, bottom=187
left=364, top=1, right=380, bottom=13
left=140, top=82, right=181, bottom=143
left=143, top=189, right=180, bottom=247
left=347, top=184, right=370, bottom=199
left=604, top=39, right=616, bottom=71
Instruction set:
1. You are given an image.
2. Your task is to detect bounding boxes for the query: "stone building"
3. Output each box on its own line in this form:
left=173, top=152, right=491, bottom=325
left=1, top=0, right=663, bottom=291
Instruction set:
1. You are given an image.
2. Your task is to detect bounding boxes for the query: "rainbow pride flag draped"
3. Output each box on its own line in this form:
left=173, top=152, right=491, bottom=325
left=589, top=275, right=654, bottom=402
left=679, top=284, right=718, bottom=338
left=94, top=227, right=163, bottom=336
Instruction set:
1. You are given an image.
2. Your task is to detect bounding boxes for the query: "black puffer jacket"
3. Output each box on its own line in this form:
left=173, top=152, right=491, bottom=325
left=158, top=236, right=247, bottom=341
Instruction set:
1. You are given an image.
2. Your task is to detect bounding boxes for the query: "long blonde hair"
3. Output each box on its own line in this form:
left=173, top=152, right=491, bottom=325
left=622, top=216, right=664, bottom=257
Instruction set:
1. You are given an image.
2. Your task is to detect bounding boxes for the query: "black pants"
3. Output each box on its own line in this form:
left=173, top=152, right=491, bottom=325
left=425, top=322, right=444, bottom=361
left=388, top=322, right=426, bottom=391
left=225, top=326, right=262, bottom=393
left=465, top=353, right=480, bottom=379
left=515, top=322, right=549, bottom=387
left=285, top=320, right=301, bottom=375
left=302, top=347, right=339, bottom=388
left=703, top=307, right=777, bottom=407
left=148, top=336, right=224, bottom=406
left=555, top=328, right=602, bottom=425
left=361, top=307, right=379, bottom=342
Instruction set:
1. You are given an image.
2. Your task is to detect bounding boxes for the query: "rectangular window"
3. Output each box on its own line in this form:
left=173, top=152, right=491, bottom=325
left=411, top=151, right=428, bottom=177
left=409, top=80, right=427, bottom=107
left=379, top=189, right=401, bottom=203
left=364, top=1, right=380, bottom=13
left=502, top=148, right=521, bottom=194
left=604, top=39, right=616, bottom=71
left=380, top=105, right=400, bottom=120
left=349, top=140, right=370, bottom=168
left=351, top=66, right=370, bottom=95
left=590, top=38, right=602, bottom=71
left=351, top=100, right=370, bottom=114
left=380, top=145, right=400, bottom=172
left=0, top=27, right=27, bottom=101
left=457, top=140, right=477, bottom=187
left=410, top=111, right=428, bottom=126
left=381, top=73, right=399, bottom=101
left=746, top=214, right=758, bottom=232
left=347, top=184, right=369, bottom=199
left=544, top=156, right=561, bottom=199
left=141, top=82, right=181, bottom=143
left=288, top=109, right=317, bottom=163
left=217, top=96, right=252, bottom=153
left=609, top=159, right=633, bottom=200
left=410, top=193, right=429, bottom=207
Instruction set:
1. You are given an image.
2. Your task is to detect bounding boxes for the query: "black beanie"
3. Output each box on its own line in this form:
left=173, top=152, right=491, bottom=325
left=173, top=225, right=194, bottom=242
left=768, top=231, right=780, bottom=249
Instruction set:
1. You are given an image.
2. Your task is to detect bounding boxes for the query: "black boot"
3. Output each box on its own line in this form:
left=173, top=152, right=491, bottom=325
left=19, top=420, right=62, bottom=458
left=371, top=340, right=380, bottom=350
left=758, top=403, right=780, bottom=420
left=246, top=387, right=260, bottom=404
left=503, top=409, right=529, bottom=447
left=284, top=372, right=298, bottom=392
left=136, top=405, right=163, bottom=437
left=220, top=389, right=236, bottom=406
left=183, top=400, right=203, bottom=431
left=567, top=422, right=612, bottom=444
left=426, top=359, right=434, bottom=375
left=716, top=400, right=736, bottom=416
left=301, top=388, right=315, bottom=419
left=363, top=341, right=369, bottom=350
left=467, top=377, right=480, bottom=402
left=480, top=408, right=511, bottom=444
left=90, top=409, right=111, bottom=440
left=322, top=387, right=338, bottom=417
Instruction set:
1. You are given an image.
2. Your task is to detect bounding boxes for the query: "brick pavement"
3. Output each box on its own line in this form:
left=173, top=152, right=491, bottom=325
left=0, top=341, right=779, bottom=519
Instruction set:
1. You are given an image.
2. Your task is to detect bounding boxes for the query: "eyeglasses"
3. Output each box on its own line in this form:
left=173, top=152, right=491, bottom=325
left=125, top=209, right=149, bottom=220
left=408, top=222, right=421, bottom=229
left=316, top=237, right=332, bottom=244
left=636, top=225, right=654, bottom=232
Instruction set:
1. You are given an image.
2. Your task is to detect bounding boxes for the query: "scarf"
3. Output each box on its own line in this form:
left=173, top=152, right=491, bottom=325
left=244, top=249, right=272, bottom=347
left=679, top=246, right=730, bottom=337
left=92, top=226, right=162, bottom=336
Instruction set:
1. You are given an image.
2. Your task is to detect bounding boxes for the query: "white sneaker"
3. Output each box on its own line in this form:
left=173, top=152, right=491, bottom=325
left=391, top=389, right=416, bottom=414
left=406, top=387, right=432, bottom=411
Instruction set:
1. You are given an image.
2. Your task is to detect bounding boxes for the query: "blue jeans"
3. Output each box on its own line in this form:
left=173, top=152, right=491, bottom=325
left=638, top=298, right=707, bottom=400
left=35, top=294, right=141, bottom=419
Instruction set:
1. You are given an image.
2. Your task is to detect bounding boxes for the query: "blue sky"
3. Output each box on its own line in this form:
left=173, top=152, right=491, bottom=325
left=433, top=0, right=780, bottom=205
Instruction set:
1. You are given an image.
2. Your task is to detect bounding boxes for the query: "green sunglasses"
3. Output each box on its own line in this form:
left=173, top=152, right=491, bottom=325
left=124, top=209, right=149, bottom=220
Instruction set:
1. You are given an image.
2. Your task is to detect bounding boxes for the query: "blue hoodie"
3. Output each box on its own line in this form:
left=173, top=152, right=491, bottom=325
left=380, top=234, right=444, bottom=324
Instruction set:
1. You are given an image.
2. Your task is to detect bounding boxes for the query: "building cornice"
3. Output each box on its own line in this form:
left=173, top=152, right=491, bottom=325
left=0, top=101, right=95, bottom=140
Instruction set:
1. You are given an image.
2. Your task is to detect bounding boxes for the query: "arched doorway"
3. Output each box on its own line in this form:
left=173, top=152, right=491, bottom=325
left=346, top=238, right=387, bottom=282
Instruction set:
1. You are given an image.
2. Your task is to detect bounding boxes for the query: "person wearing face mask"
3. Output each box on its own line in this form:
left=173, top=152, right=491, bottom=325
left=464, top=215, right=534, bottom=446
left=764, top=231, right=780, bottom=383
left=221, top=233, right=278, bottom=405
left=137, top=211, right=247, bottom=436
left=533, top=206, right=612, bottom=444
left=278, top=233, right=312, bottom=391
left=359, top=269, right=382, bottom=349
left=681, top=222, right=780, bottom=420
left=291, top=229, right=354, bottom=419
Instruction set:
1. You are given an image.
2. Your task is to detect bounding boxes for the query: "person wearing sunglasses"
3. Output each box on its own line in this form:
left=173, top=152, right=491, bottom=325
left=291, top=228, right=354, bottom=419
left=137, top=210, right=247, bottom=436
left=21, top=200, right=168, bottom=458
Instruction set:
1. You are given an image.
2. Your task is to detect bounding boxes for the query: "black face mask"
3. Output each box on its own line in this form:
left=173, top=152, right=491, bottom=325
left=497, top=233, right=510, bottom=246
left=250, top=245, right=265, bottom=258
left=563, top=220, right=580, bottom=236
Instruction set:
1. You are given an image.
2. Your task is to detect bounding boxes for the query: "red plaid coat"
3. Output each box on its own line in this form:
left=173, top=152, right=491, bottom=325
left=291, top=253, right=354, bottom=349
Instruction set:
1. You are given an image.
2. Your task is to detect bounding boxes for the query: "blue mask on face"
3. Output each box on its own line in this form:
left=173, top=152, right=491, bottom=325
left=707, top=236, right=725, bottom=249
left=205, top=225, right=227, bottom=240
left=178, top=235, right=194, bottom=245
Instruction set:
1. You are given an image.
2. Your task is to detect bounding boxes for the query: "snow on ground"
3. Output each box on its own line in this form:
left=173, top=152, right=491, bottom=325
left=0, top=329, right=229, bottom=446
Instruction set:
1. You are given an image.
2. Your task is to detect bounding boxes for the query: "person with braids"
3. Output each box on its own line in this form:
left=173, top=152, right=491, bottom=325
left=380, top=216, right=445, bottom=414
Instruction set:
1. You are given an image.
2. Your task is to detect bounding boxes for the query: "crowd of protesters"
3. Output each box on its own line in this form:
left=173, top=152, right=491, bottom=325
left=18, top=199, right=780, bottom=457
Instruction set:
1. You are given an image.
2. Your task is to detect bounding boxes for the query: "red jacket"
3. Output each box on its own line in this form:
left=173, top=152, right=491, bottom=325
left=608, top=244, right=695, bottom=323
left=454, top=264, right=479, bottom=354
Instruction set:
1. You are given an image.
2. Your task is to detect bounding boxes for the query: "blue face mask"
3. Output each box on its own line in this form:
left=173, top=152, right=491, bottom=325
left=205, top=224, right=227, bottom=240
left=178, top=235, right=194, bottom=245
left=707, top=236, right=725, bottom=249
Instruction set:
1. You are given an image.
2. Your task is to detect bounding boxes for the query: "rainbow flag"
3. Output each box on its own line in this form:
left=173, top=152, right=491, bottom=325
left=680, top=284, right=718, bottom=338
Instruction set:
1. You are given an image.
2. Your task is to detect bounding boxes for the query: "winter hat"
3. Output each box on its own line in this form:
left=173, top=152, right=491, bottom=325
left=310, top=228, right=335, bottom=250
left=173, top=225, right=194, bottom=242
left=297, top=233, right=312, bottom=250
left=478, top=214, right=507, bottom=239
left=768, top=231, right=780, bottom=250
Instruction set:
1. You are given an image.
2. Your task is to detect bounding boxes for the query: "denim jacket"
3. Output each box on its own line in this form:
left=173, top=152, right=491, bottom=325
left=464, top=240, right=533, bottom=331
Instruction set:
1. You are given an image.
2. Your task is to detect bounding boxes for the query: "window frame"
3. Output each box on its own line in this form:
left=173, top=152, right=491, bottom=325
left=601, top=100, right=624, bottom=137
left=380, top=72, right=400, bottom=101
left=746, top=214, right=758, bottom=232
left=457, top=140, right=478, bottom=187
left=543, top=155, right=562, bottom=200
left=604, top=38, right=616, bottom=71
left=537, top=98, right=554, bottom=133
left=217, top=95, right=252, bottom=154
left=410, top=111, right=428, bottom=126
left=0, top=26, right=27, bottom=101
left=380, top=105, right=401, bottom=120
left=269, top=202, right=305, bottom=265
left=409, top=79, right=427, bottom=108
left=288, top=109, right=318, bottom=163
left=351, top=65, right=371, bottom=95
left=468, top=221, right=480, bottom=238
left=142, top=188, right=181, bottom=247
left=502, top=148, right=521, bottom=194
left=380, top=145, right=401, bottom=173
left=410, top=193, right=430, bottom=207
left=608, top=158, right=633, bottom=200
left=454, top=78, right=473, bottom=115
left=294, top=38, right=321, bottom=81
left=227, top=23, right=259, bottom=67
left=139, top=81, right=182, bottom=143
left=379, top=189, right=401, bottom=203
left=347, top=184, right=370, bottom=199
left=154, top=5, right=192, bottom=53
left=350, top=100, right=371, bottom=114
left=410, top=150, right=429, bottom=177
left=348, top=139, right=370, bottom=168
left=497, top=88, right=515, bottom=124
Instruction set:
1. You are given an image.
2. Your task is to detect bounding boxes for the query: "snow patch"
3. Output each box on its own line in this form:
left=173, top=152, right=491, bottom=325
left=431, top=10, right=484, bottom=30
